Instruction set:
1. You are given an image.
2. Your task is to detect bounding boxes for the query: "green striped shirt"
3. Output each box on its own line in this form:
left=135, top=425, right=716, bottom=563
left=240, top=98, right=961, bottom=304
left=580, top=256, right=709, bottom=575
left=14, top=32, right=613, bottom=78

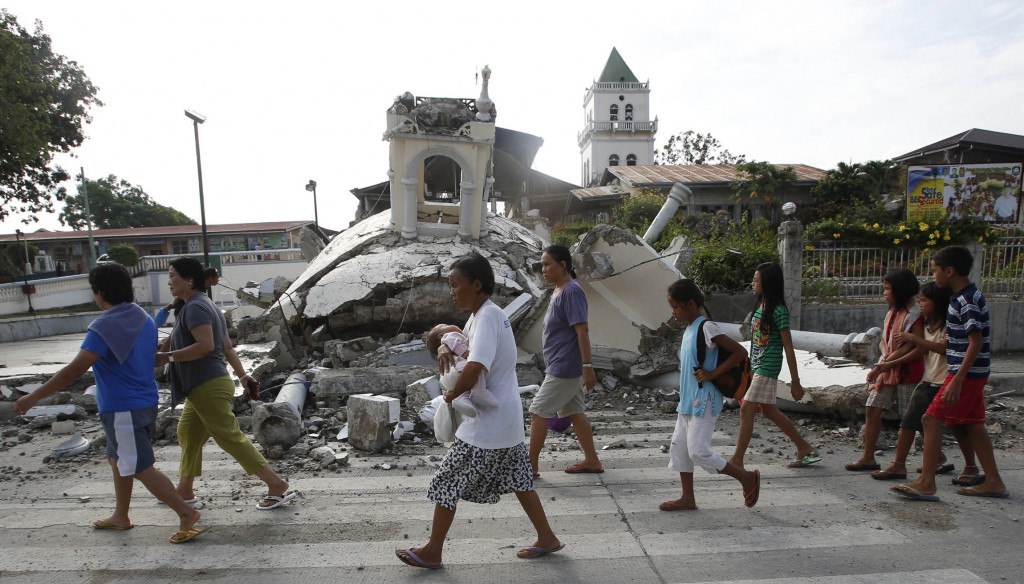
left=750, top=305, right=790, bottom=378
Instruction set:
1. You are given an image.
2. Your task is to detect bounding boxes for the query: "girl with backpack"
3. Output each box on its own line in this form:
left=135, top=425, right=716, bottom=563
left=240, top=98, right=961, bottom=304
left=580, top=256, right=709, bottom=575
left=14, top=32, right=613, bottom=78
left=730, top=263, right=821, bottom=470
left=660, top=279, right=760, bottom=511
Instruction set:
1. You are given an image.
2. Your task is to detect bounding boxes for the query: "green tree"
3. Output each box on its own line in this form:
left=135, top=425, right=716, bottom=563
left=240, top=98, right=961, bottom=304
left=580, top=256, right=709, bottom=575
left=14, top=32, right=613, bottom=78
left=0, top=10, right=102, bottom=223
left=60, top=174, right=196, bottom=229
left=612, top=188, right=667, bottom=234
left=1, top=242, right=38, bottom=278
left=730, top=161, right=797, bottom=225
left=859, top=159, right=900, bottom=198
left=106, top=243, right=139, bottom=267
left=654, top=131, right=746, bottom=165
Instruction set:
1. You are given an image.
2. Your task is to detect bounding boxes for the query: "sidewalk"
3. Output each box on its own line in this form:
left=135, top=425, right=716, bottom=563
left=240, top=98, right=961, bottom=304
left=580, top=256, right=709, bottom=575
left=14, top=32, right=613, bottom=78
left=990, top=350, right=1024, bottom=392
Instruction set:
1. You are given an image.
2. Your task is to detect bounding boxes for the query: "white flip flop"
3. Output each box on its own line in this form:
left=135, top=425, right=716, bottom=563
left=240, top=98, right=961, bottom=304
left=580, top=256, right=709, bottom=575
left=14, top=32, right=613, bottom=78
left=256, top=491, right=297, bottom=510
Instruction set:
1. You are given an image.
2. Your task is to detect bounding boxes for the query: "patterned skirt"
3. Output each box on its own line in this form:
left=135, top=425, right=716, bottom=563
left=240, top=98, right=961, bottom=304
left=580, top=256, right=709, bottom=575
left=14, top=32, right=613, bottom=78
left=427, top=439, right=535, bottom=510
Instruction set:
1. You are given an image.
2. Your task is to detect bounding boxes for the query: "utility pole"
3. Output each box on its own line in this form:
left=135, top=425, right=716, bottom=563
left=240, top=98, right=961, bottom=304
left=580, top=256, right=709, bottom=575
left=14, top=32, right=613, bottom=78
left=81, top=167, right=97, bottom=268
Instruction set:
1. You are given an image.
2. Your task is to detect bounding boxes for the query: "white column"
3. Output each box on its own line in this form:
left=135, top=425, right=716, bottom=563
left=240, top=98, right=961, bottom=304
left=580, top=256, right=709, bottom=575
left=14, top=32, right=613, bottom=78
left=643, top=183, right=691, bottom=243
left=458, top=180, right=476, bottom=239
left=401, top=177, right=418, bottom=240
left=478, top=177, right=494, bottom=238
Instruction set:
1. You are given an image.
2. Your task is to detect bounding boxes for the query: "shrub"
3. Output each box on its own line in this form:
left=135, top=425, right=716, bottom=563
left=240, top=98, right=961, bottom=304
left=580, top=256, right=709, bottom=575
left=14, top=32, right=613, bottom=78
left=106, top=243, right=140, bottom=267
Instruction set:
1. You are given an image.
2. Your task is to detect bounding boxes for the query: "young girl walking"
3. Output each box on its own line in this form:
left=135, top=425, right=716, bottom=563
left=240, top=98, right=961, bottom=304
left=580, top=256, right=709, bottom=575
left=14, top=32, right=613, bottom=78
left=660, top=279, right=760, bottom=511
left=730, top=263, right=819, bottom=469
left=847, top=268, right=924, bottom=472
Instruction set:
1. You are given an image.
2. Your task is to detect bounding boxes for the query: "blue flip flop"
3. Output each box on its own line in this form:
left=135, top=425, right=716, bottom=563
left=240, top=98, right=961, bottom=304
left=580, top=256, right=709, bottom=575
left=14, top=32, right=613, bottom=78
left=396, top=548, right=443, bottom=570
left=891, top=484, right=941, bottom=501
left=517, top=542, right=566, bottom=559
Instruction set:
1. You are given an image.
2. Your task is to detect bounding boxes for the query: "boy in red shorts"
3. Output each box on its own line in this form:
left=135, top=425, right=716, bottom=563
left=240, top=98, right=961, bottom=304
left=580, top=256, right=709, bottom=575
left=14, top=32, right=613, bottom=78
left=892, top=245, right=1008, bottom=501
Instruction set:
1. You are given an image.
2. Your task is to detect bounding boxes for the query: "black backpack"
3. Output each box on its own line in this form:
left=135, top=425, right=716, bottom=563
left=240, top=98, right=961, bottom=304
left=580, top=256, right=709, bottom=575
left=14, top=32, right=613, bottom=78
left=696, top=320, right=752, bottom=400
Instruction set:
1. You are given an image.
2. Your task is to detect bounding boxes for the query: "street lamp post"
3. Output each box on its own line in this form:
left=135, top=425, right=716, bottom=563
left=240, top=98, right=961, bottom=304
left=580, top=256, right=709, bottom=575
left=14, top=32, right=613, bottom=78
left=184, top=109, right=211, bottom=270
left=14, top=229, right=35, bottom=314
left=305, top=179, right=319, bottom=230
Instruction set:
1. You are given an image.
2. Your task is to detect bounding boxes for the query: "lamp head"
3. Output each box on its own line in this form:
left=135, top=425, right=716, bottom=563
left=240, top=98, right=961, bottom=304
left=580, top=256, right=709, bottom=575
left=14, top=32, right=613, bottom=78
left=782, top=201, right=797, bottom=217
left=305, top=180, right=317, bottom=192
left=184, top=109, right=207, bottom=124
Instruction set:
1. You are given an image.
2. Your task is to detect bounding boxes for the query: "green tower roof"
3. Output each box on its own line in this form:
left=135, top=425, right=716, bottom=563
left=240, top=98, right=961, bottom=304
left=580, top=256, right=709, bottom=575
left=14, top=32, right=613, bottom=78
left=598, top=47, right=639, bottom=83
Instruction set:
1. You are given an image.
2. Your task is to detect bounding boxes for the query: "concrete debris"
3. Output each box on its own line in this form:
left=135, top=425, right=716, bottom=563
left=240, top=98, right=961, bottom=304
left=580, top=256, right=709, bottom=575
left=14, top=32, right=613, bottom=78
left=21, top=405, right=82, bottom=419
left=51, top=432, right=90, bottom=458
left=0, top=385, right=11, bottom=399
left=299, top=225, right=326, bottom=262
left=405, top=376, right=442, bottom=416
left=50, top=420, right=75, bottom=434
left=347, top=394, right=400, bottom=453
left=313, top=365, right=433, bottom=408
left=603, top=438, right=626, bottom=450
left=324, top=337, right=383, bottom=367
left=252, top=373, right=308, bottom=451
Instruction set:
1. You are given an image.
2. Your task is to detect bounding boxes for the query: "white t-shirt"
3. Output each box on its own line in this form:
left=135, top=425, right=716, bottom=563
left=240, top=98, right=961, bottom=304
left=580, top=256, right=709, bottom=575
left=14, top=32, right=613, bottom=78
left=454, top=300, right=525, bottom=449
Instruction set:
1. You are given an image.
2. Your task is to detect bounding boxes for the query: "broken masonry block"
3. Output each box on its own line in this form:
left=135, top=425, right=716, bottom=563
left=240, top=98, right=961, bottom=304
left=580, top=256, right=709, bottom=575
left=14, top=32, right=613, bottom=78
left=347, top=394, right=400, bottom=453
left=252, top=373, right=307, bottom=451
left=313, top=365, right=433, bottom=408
left=405, top=376, right=442, bottom=414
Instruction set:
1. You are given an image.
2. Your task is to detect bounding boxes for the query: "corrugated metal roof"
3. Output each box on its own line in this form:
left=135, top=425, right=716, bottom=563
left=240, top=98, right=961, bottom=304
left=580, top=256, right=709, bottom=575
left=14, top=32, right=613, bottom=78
left=893, top=128, right=1024, bottom=161
left=605, top=164, right=826, bottom=186
left=570, top=186, right=628, bottom=200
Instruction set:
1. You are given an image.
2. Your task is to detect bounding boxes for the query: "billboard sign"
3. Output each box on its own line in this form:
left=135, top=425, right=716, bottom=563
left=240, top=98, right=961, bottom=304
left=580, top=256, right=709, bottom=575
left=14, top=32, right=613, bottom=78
left=907, top=163, right=1021, bottom=223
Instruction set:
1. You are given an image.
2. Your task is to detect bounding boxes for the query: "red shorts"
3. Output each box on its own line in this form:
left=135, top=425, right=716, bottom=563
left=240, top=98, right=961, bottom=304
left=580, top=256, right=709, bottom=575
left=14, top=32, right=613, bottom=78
left=924, top=373, right=988, bottom=426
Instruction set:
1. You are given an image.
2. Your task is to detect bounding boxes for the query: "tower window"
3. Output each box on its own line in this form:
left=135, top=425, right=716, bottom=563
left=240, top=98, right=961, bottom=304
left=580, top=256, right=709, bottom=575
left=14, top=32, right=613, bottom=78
left=609, top=104, right=618, bottom=121
left=626, top=154, right=637, bottom=166
left=609, top=154, right=619, bottom=167
left=625, top=104, right=633, bottom=121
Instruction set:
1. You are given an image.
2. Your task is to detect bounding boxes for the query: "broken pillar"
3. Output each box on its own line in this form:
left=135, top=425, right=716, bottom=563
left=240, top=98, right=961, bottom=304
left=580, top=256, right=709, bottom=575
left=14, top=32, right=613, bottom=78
left=252, top=373, right=307, bottom=450
left=405, top=375, right=442, bottom=414
left=347, top=394, right=401, bottom=453
left=313, top=365, right=433, bottom=408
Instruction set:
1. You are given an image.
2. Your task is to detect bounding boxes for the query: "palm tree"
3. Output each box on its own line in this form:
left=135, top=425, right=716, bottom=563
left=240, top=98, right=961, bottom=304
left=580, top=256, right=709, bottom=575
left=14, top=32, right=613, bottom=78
left=731, top=161, right=798, bottom=224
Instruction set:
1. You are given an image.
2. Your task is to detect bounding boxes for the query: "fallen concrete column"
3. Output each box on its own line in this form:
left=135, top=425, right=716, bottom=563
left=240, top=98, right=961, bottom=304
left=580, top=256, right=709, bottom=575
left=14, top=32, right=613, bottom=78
left=252, top=372, right=307, bottom=450
left=348, top=394, right=400, bottom=453
left=313, top=365, right=433, bottom=408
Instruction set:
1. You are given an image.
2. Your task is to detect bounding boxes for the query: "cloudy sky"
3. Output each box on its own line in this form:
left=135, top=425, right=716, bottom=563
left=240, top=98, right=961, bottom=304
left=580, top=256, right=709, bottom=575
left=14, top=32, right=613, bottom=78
left=5, top=0, right=1023, bottom=233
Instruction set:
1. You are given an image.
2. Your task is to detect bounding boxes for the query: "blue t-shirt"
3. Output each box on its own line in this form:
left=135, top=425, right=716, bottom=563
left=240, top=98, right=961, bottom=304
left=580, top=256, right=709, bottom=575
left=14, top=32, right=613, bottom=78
left=82, top=318, right=159, bottom=413
left=542, top=280, right=588, bottom=378
left=946, top=283, right=990, bottom=379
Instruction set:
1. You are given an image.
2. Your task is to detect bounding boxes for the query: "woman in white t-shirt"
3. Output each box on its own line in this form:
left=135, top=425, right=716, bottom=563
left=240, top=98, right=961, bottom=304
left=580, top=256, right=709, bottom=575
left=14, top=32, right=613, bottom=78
left=396, top=253, right=563, bottom=570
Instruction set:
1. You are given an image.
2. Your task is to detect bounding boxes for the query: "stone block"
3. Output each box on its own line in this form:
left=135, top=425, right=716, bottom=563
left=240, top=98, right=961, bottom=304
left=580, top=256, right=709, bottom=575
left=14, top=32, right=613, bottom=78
left=326, top=336, right=383, bottom=366
left=313, top=365, right=433, bottom=408
left=405, top=376, right=442, bottom=413
left=347, top=394, right=400, bottom=453
left=51, top=420, right=76, bottom=434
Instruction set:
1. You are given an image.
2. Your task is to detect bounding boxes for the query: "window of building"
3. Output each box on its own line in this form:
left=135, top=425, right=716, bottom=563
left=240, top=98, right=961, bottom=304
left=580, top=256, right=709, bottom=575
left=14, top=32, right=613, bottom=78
left=609, top=154, right=619, bottom=167
left=171, top=240, right=189, bottom=255
left=609, top=104, right=618, bottom=121
left=626, top=154, right=637, bottom=166
left=625, top=104, right=633, bottom=121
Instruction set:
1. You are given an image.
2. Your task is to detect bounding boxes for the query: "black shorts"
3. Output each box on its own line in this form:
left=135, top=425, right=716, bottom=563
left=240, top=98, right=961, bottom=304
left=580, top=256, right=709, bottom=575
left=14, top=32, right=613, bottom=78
left=900, top=382, right=943, bottom=432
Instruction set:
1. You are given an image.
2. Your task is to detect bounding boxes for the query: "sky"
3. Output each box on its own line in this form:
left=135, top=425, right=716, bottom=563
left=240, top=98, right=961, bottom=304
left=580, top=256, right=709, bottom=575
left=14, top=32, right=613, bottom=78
left=4, top=0, right=1024, bottom=234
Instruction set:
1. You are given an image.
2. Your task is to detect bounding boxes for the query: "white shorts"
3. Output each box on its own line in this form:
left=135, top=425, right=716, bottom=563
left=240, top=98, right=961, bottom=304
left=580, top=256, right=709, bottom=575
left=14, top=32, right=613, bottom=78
left=667, top=408, right=726, bottom=474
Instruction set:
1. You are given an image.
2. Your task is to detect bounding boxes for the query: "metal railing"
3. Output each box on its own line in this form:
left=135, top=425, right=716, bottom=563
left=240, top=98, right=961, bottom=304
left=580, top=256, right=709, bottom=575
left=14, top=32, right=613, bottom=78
left=804, top=238, right=1024, bottom=301
left=139, top=249, right=303, bottom=272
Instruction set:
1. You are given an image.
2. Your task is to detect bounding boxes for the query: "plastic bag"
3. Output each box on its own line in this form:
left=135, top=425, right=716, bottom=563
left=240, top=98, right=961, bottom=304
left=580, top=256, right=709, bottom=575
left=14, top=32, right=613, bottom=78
left=433, top=398, right=459, bottom=442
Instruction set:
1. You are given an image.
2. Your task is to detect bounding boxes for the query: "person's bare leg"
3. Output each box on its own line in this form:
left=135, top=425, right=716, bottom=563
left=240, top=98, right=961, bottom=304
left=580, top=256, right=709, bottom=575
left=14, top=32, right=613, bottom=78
left=879, top=428, right=913, bottom=476
left=397, top=504, right=455, bottom=567
left=761, top=404, right=814, bottom=457
left=851, top=406, right=884, bottom=466
left=660, top=472, right=697, bottom=510
left=528, top=413, right=549, bottom=476
left=719, top=461, right=758, bottom=494
left=964, top=425, right=1007, bottom=494
left=729, top=401, right=759, bottom=468
left=176, top=475, right=196, bottom=501
left=255, top=465, right=290, bottom=507
left=953, top=427, right=977, bottom=469
left=96, top=458, right=134, bottom=529
left=514, top=490, right=562, bottom=555
left=898, top=415, right=943, bottom=495
left=135, top=466, right=201, bottom=532
left=567, top=413, right=602, bottom=470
